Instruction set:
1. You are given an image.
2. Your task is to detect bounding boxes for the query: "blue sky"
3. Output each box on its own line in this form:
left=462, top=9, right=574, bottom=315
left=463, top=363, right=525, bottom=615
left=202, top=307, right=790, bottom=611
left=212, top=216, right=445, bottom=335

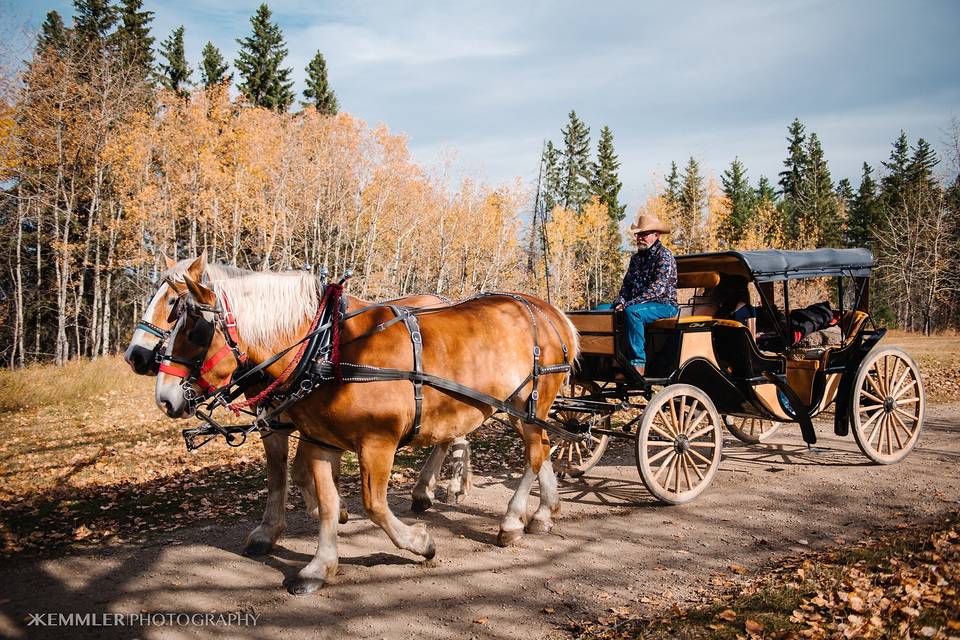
left=4, top=0, right=959, bottom=215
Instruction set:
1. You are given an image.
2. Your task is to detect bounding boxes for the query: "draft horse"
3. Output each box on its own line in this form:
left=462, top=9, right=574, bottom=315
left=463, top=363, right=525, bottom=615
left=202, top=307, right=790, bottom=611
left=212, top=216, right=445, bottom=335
left=154, top=269, right=578, bottom=593
left=124, top=256, right=472, bottom=557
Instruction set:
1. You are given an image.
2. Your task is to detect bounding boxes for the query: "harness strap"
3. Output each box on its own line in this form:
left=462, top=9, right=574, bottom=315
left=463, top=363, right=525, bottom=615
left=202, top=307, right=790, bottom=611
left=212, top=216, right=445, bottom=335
left=388, top=305, right=424, bottom=447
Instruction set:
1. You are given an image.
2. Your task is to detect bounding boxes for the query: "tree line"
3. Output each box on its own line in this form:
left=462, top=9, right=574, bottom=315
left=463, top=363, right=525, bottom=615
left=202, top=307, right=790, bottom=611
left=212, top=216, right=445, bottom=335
left=2, top=1, right=958, bottom=368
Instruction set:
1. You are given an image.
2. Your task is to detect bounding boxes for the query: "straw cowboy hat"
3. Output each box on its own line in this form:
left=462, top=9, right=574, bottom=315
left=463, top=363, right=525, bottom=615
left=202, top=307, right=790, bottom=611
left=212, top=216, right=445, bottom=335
left=628, top=213, right=671, bottom=235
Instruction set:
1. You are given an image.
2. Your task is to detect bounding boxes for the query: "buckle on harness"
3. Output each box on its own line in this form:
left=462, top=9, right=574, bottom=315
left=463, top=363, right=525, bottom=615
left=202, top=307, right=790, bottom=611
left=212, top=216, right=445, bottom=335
left=410, top=330, right=422, bottom=344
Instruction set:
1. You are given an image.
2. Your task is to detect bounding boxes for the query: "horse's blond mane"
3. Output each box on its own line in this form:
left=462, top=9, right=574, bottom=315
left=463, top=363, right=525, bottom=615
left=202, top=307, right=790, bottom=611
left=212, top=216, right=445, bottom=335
left=211, top=273, right=320, bottom=350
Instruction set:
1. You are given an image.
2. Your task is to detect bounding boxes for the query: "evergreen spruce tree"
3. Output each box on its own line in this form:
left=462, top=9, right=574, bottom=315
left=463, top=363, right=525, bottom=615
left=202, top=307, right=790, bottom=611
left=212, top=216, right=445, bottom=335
left=114, top=0, right=154, bottom=77
left=303, top=51, right=338, bottom=115
left=755, top=175, right=777, bottom=203
left=881, top=131, right=911, bottom=210
left=677, top=157, right=706, bottom=251
left=200, top=42, right=230, bottom=88
left=797, top=132, right=840, bottom=246
left=158, top=26, right=192, bottom=98
left=778, top=118, right=808, bottom=199
left=235, top=3, right=295, bottom=111
left=908, top=138, right=940, bottom=192
left=37, top=11, right=70, bottom=56
left=541, top=141, right=562, bottom=214
left=591, top=125, right=625, bottom=221
left=665, top=161, right=681, bottom=207
left=559, top=110, right=591, bottom=212
left=847, top=163, right=880, bottom=249
left=721, top=157, right=754, bottom=243
left=73, top=0, right=116, bottom=43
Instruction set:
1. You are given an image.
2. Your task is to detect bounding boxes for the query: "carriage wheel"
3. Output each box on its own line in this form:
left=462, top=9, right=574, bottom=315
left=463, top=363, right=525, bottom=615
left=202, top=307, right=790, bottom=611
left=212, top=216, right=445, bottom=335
left=636, top=385, right=723, bottom=505
left=850, top=347, right=925, bottom=464
left=550, top=380, right=611, bottom=478
left=724, top=416, right=783, bottom=444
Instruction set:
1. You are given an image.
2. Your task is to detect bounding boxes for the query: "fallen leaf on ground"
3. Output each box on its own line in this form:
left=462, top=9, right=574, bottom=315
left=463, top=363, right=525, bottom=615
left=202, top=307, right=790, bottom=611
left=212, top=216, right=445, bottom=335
left=718, top=609, right=737, bottom=621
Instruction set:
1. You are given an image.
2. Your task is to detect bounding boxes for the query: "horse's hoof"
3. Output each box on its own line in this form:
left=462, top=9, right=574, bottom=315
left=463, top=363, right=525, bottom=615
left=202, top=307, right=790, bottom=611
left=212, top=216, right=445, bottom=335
left=242, top=539, right=273, bottom=557
left=411, top=496, right=432, bottom=514
left=526, top=519, right=553, bottom=535
left=497, top=528, right=524, bottom=547
left=338, top=508, right=349, bottom=524
left=285, top=577, right=324, bottom=595
left=422, top=538, right=436, bottom=561
left=452, top=491, right=466, bottom=505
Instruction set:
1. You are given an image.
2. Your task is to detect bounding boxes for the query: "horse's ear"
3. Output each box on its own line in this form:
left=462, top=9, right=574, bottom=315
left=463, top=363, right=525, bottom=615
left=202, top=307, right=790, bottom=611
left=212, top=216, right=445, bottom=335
left=162, top=252, right=176, bottom=270
left=184, top=275, right=215, bottom=306
left=167, top=278, right=187, bottom=295
left=186, top=254, right=207, bottom=283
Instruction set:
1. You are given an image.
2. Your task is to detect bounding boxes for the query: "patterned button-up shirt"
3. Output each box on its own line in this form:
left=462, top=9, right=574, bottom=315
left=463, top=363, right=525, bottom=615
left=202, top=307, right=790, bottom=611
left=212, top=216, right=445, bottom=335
left=616, top=240, right=678, bottom=308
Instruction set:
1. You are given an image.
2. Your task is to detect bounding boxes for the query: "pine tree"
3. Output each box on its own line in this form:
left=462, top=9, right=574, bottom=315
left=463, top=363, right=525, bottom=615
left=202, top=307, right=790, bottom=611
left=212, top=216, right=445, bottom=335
left=559, top=110, right=591, bottom=212
left=235, top=3, right=295, bottom=111
left=73, top=0, right=116, bottom=43
left=591, top=125, right=625, bottom=221
left=908, top=138, right=940, bottom=192
left=676, top=157, right=706, bottom=251
left=881, top=131, right=911, bottom=210
left=797, top=132, right=840, bottom=246
left=541, top=141, right=562, bottom=214
left=721, top=157, right=754, bottom=243
left=665, top=161, right=681, bottom=207
left=778, top=118, right=808, bottom=199
left=847, top=163, right=880, bottom=249
left=114, top=0, right=154, bottom=77
left=200, top=42, right=230, bottom=88
left=755, top=175, right=777, bottom=204
left=158, top=26, right=192, bottom=98
left=303, top=51, right=338, bottom=114
left=36, top=11, right=70, bottom=56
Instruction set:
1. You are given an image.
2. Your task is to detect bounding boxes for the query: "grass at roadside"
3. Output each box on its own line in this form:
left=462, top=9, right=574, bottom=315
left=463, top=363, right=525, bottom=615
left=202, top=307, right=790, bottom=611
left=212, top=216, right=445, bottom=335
left=571, top=512, right=960, bottom=640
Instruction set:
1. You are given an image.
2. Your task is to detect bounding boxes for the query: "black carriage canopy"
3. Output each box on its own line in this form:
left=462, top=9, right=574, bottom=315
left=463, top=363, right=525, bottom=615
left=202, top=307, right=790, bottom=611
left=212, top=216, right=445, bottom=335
left=675, top=248, right=873, bottom=282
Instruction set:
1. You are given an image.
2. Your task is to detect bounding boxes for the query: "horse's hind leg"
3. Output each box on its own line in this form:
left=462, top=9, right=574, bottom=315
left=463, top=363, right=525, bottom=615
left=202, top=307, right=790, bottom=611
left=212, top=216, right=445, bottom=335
left=446, top=436, right=473, bottom=504
left=359, top=439, right=435, bottom=559
left=287, top=444, right=342, bottom=595
left=411, top=441, right=451, bottom=513
left=243, top=432, right=289, bottom=556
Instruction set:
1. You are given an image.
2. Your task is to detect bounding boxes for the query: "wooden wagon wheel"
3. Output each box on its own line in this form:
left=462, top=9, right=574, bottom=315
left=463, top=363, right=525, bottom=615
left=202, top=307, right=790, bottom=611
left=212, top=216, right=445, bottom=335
left=724, top=415, right=783, bottom=444
left=550, top=380, right=611, bottom=478
left=850, top=346, right=925, bottom=464
left=636, top=384, right=723, bottom=505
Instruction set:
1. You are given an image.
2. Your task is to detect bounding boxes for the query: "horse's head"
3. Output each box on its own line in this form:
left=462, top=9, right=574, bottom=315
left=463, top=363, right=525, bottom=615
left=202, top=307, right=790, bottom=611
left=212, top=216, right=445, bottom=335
left=155, top=275, right=245, bottom=418
left=124, top=254, right=206, bottom=375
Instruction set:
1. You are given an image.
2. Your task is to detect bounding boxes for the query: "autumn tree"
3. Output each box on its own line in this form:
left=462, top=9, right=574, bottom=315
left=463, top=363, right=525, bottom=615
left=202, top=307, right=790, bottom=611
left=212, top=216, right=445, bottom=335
left=303, top=51, right=337, bottom=114
left=541, top=140, right=562, bottom=214
left=235, top=3, right=294, bottom=111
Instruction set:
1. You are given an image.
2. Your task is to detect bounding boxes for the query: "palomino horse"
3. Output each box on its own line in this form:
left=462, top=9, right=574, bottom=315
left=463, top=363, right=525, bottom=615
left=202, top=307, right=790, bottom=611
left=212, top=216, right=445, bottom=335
left=124, top=255, right=472, bottom=556
left=155, top=269, right=578, bottom=594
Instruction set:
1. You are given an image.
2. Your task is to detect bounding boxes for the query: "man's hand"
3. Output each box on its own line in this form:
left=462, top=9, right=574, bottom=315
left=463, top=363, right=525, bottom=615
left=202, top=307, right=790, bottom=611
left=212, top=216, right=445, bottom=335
left=614, top=302, right=624, bottom=311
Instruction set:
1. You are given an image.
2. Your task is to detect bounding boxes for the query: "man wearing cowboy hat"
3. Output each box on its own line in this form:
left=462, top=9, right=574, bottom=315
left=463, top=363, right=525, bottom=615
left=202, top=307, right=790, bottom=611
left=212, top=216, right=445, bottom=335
left=598, top=213, right=678, bottom=376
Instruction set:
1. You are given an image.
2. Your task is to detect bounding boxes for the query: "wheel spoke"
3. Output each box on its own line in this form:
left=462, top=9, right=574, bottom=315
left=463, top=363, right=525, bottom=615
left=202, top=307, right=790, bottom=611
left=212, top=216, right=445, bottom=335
left=889, top=365, right=911, bottom=399
left=894, top=406, right=918, bottom=423
left=654, top=451, right=677, bottom=483
left=894, top=379, right=918, bottom=399
left=668, top=399, right=680, bottom=436
left=890, top=413, right=905, bottom=449
left=685, top=452, right=705, bottom=481
left=684, top=408, right=708, bottom=436
left=859, top=403, right=885, bottom=413
left=575, top=443, right=584, bottom=467
left=650, top=418, right=675, bottom=441
left=673, top=453, right=681, bottom=494
left=866, top=410, right=884, bottom=446
left=688, top=447, right=713, bottom=466
left=647, top=445, right=674, bottom=464
left=865, top=371, right=885, bottom=397
left=859, top=405, right=884, bottom=430
left=677, top=397, right=689, bottom=434
left=885, top=357, right=901, bottom=396
left=895, top=397, right=920, bottom=406
left=687, top=423, right=715, bottom=442
left=681, top=454, right=693, bottom=491
left=860, top=389, right=885, bottom=404
left=891, top=412, right=914, bottom=441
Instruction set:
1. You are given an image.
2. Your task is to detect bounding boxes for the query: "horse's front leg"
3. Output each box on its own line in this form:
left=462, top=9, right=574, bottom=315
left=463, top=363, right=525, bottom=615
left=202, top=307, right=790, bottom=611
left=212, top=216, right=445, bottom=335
left=287, top=444, right=343, bottom=595
left=243, top=431, right=289, bottom=556
left=498, top=421, right=556, bottom=545
left=411, top=441, right=452, bottom=513
left=359, top=439, right=435, bottom=559
left=292, top=440, right=349, bottom=524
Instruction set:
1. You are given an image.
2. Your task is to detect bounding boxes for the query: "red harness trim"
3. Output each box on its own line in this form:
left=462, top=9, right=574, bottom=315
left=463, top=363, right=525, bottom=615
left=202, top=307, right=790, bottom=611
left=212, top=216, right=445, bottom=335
left=159, top=362, right=190, bottom=378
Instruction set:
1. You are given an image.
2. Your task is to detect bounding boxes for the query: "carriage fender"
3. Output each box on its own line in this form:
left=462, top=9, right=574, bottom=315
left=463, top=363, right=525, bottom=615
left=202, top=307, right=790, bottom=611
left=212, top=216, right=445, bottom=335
left=832, top=330, right=886, bottom=437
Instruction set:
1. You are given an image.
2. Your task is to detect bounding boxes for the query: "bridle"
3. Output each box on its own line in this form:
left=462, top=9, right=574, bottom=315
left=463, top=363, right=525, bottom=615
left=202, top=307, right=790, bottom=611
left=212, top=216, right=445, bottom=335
left=157, top=291, right=247, bottom=401
left=134, top=277, right=191, bottom=373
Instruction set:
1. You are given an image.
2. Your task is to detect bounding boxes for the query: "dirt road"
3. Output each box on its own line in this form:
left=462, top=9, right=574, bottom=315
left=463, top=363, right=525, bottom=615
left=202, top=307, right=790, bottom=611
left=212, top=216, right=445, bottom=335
left=2, top=403, right=958, bottom=640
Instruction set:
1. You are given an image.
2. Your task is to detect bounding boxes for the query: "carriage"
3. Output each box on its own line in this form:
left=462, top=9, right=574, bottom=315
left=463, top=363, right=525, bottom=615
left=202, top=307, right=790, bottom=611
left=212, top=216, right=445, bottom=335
left=545, top=248, right=926, bottom=504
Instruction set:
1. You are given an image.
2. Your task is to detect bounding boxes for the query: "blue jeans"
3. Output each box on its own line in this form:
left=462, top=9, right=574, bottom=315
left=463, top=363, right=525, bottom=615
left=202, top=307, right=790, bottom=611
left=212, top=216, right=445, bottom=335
left=595, top=302, right=678, bottom=366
